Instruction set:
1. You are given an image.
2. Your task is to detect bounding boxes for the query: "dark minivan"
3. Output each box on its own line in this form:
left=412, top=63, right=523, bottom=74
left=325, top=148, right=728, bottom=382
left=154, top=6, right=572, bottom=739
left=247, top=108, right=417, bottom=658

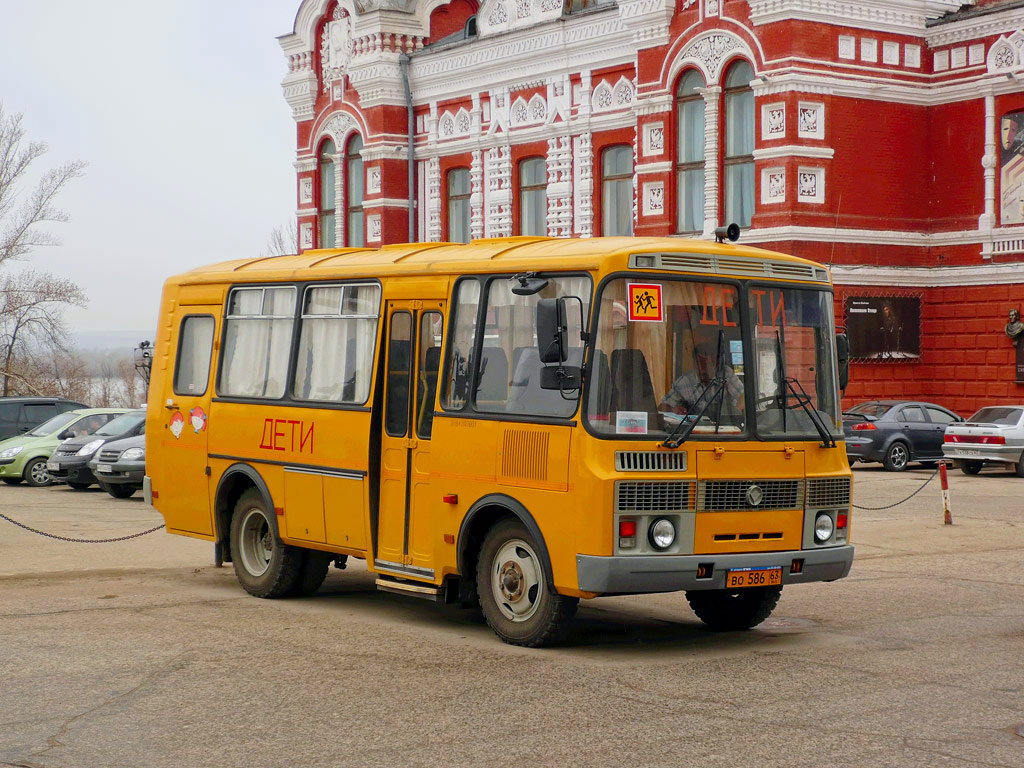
left=0, top=397, right=87, bottom=441
left=47, top=410, right=147, bottom=490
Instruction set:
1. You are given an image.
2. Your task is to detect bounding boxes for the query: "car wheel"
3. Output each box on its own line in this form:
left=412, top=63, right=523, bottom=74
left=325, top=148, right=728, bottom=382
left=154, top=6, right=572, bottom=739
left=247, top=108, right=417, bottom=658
left=883, top=442, right=909, bottom=472
left=686, top=586, right=783, bottom=631
left=23, top=458, right=52, bottom=487
left=476, top=518, right=577, bottom=647
left=2, top=477, right=22, bottom=485
left=230, top=488, right=303, bottom=598
left=67, top=481, right=92, bottom=490
left=1015, top=456, right=1024, bottom=478
left=106, top=484, right=136, bottom=499
left=961, top=460, right=983, bottom=476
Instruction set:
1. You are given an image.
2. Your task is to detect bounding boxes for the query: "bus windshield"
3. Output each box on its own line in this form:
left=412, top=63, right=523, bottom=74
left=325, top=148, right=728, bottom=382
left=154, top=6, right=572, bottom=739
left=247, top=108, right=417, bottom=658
left=585, top=277, right=840, bottom=441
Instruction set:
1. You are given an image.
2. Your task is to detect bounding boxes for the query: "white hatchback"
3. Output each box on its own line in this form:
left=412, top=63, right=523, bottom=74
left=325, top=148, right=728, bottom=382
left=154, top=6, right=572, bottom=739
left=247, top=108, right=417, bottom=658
left=943, top=405, right=1024, bottom=476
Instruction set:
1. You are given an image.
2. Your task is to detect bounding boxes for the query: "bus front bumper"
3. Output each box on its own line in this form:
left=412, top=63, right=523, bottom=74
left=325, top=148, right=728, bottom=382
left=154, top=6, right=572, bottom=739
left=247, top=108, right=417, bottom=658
left=576, top=546, right=854, bottom=595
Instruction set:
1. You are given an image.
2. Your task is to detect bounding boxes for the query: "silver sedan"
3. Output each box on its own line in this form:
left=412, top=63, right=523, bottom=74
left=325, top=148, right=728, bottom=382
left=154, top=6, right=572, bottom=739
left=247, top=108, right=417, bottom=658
left=942, top=405, right=1024, bottom=476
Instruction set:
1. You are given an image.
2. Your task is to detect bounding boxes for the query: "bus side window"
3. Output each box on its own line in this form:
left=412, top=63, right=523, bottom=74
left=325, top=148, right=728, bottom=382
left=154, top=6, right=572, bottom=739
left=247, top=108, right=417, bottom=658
left=174, top=316, right=215, bottom=396
left=416, top=311, right=444, bottom=439
left=442, top=279, right=481, bottom=410
left=385, top=312, right=413, bottom=437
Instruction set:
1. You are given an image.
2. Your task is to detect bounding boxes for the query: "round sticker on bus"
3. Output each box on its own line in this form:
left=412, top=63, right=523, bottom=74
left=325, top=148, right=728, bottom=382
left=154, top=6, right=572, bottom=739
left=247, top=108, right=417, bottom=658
left=169, top=411, right=185, bottom=439
left=190, top=406, right=207, bottom=433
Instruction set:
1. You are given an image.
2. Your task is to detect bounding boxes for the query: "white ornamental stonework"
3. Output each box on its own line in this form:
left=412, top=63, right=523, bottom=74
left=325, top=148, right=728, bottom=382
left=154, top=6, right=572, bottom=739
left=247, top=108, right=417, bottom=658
left=367, top=214, right=381, bottom=243
left=300, top=178, right=313, bottom=204
left=426, top=157, right=441, bottom=242
left=471, top=150, right=484, bottom=240
left=300, top=222, right=313, bottom=250
left=573, top=132, right=594, bottom=238
left=762, top=103, right=785, bottom=140
left=546, top=136, right=573, bottom=237
left=798, top=102, right=824, bottom=140
left=761, top=167, right=785, bottom=204
left=485, top=146, right=512, bottom=237
left=643, top=122, right=665, bottom=157
left=642, top=182, right=665, bottom=217
left=797, top=166, right=825, bottom=204
left=838, top=36, right=856, bottom=60
left=883, top=41, right=899, bottom=66
left=366, top=167, right=381, bottom=195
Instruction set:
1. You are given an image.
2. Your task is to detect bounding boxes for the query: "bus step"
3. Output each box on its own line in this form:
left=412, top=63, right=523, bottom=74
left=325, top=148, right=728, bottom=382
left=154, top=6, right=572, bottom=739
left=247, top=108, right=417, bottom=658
left=375, top=577, right=443, bottom=602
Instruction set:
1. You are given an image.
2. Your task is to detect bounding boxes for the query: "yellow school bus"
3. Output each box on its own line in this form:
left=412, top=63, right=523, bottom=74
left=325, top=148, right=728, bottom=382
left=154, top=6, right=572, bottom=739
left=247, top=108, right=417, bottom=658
left=146, top=235, right=853, bottom=646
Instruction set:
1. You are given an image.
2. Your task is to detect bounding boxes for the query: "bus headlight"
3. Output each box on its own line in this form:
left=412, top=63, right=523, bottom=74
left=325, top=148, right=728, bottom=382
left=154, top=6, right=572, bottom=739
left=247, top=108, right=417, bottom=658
left=649, top=518, right=676, bottom=550
left=814, top=513, right=835, bottom=543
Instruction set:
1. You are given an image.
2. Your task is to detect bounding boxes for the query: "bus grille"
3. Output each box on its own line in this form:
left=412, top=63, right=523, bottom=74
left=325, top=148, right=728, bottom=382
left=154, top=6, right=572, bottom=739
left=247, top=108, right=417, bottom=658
left=806, top=477, right=851, bottom=508
left=698, top=480, right=803, bottom=511
left=615, top=481, right=696, bottom=512
left=615, top=451, right=687, bottom=472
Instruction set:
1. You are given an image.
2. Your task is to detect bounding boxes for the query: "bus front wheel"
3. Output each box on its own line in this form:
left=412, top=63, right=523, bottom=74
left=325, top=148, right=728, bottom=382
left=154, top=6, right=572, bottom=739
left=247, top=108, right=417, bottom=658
left=476, top=519, right=577, bottom=647
left=686, top=586, right=782, bottom=631
left=230, top=488, right=302, bottom=598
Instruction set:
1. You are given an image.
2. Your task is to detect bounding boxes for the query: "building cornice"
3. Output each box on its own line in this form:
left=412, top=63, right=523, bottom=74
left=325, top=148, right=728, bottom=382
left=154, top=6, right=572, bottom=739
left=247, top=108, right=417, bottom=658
left=830, top=263, right=1024, bottom=286
left=753, top=145, right=836, bottom=161
left=748, top=0, right=963, bottom=36
left=925, top=7, right=1024, bottom=47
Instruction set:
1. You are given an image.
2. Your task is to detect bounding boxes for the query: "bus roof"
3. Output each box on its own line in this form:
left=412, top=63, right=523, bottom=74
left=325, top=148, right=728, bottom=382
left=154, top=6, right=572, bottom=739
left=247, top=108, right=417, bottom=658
left=170, top=236, right=830, bottom=286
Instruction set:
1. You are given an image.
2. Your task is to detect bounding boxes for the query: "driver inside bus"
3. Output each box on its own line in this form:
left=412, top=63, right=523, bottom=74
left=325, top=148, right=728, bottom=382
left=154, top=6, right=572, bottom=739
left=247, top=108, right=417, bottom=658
left=660, top=340, right=744, bottom=416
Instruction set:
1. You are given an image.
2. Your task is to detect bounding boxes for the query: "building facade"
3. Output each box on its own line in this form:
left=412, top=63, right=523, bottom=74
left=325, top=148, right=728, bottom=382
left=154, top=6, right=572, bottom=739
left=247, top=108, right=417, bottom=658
left=279, top=0, right=1024, bottom=413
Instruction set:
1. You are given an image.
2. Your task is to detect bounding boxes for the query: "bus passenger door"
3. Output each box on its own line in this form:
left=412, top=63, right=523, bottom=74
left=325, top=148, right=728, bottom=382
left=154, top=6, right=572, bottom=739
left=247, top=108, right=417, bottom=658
left=376, top=301, right=445, bottom=578
left=156, top=310, right=218, bottom=536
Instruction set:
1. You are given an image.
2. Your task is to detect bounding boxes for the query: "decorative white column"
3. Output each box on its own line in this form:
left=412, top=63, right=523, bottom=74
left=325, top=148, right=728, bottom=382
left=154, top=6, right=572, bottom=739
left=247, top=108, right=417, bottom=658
left=698, top=85, right=722, bottom=238
left=980, top=92, right=997, bottom=236
left=485, top=146, right=512, bottom=237
left=470, top=150, right=484, bottom=241
left=573, top=132, right=594, bottom=237
left=334, top=152, right=345, bottom=247
left=426, top=156, right=441, bottom=242
left=546, top=136, right=573, bottom=237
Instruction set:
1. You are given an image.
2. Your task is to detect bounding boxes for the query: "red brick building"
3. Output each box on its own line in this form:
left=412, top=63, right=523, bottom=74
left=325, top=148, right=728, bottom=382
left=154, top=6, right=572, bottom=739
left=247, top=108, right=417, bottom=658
left=279, top=0, right=1024, bottom=414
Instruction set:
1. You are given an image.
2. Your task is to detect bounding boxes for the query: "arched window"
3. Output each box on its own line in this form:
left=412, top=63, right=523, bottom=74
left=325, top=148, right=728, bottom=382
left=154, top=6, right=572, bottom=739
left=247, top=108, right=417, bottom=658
left=519, top=157, right=547, bottom=236
left=601, top=145, right=633, bottom=236
left=318, top=138, right=336, bottom=248
left=724, top=60, right=755, bottom=228
left=447, top=167, right=471, bottom=243
left=346, top=135, right=364, bottom=247
left=675, top=69, right=706, bottom=233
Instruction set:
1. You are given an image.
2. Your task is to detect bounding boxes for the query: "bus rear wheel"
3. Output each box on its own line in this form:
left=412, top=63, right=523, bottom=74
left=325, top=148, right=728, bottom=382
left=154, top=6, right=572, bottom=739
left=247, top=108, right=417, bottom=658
left=686, top=586, right=782, bottom=631
left=476, top=519, right=577, bottom=647
left=230, top=488, right=302, bottom=598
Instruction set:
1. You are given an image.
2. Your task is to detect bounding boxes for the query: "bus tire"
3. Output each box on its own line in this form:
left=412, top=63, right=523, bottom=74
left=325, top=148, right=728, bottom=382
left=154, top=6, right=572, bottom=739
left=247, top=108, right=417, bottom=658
left=287, top=550, right=332, bottom=596
left=476, top=518, right=577, bottom=647
left=961, top=460, right=983, bottom=476
left=686, top=585, right=782, bottom=631
left=230, top=488, right=302, bottom=598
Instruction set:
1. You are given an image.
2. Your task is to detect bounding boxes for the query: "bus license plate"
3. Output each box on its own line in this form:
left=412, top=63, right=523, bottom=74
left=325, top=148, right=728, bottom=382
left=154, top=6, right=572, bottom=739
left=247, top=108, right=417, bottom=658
left=726, top=567, right=782, bottom=589
left=97, top=463, right=112, bottom=474
left=46, top=462, right=59, bottom=471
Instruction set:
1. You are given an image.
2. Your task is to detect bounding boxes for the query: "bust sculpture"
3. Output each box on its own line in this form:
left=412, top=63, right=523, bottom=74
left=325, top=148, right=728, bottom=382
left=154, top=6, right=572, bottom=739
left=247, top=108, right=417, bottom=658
left=1006, top=308, right=1024, bottom=345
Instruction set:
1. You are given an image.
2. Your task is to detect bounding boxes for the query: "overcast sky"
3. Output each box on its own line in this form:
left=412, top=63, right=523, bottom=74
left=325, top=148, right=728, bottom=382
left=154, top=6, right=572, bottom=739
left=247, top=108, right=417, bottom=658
left=0, top=1, right=297, bottom=337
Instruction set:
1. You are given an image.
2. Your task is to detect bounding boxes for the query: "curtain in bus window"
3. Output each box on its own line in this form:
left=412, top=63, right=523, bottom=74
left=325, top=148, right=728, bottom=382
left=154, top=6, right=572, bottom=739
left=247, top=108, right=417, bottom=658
left=174, top=316, right=215, bottom=395
left=220, top=287, right=295, bottom=399
left=293, top=285, right=380, bottom=403
left=480, top=275, right=590, bottom=418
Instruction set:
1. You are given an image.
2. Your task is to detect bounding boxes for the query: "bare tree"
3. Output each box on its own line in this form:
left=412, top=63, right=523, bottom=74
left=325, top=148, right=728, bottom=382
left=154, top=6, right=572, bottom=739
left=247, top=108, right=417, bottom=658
left=0, top=270, right=87, bottom=395
left=262, top=223, right=298, bottom=257
left=0, top=104, right=87, bottom=268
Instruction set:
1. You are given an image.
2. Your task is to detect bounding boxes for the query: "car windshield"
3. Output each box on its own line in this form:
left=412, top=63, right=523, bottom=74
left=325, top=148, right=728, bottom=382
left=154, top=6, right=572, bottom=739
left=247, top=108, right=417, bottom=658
left=95, top=412, right=145, bottom=436
left=967, top=407, right=1023, bottom=426
left=748, top=286, right=841, bottom=439
left=845, top=403, right=890, bottom=418
left=25, top=411, right=80, bottom=437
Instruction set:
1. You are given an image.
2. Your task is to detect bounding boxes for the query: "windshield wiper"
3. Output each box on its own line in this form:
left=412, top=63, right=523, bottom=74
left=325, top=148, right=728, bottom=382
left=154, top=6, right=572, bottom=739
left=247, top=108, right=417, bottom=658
left=662, top=331, right=728, bottom=449
left=772, top=329, right=835, bottom=448
left=661, top=376, right=726, bottom=448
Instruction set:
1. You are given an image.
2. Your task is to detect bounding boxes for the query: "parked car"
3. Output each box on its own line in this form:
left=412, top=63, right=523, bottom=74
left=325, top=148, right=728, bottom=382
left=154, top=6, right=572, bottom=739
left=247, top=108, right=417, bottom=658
left=0, top=409, right=127, bottom=487
left=843, top=400, right=963, bottom=471
left=47, top=410, right=146, bottom=490
left=88, top=433, right=146, bottom=498
left=0, top=397, right=87, bottom=441
left=942, top=405, right=1024, bottom=476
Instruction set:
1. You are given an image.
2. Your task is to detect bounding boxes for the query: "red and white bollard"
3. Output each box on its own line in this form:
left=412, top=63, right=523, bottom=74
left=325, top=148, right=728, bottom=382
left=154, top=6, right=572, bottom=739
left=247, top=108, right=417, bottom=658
left=939, top=461, right=953, bottom=525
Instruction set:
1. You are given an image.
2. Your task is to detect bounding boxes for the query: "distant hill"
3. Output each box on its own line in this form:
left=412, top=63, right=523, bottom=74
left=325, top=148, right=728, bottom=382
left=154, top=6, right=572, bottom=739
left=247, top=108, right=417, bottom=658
left=73, top=331, right=155, bottom=352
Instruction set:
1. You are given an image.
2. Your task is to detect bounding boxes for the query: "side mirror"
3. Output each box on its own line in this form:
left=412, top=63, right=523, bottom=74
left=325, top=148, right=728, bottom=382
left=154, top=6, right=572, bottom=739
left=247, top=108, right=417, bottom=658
left=836, top=332, right=850, bottom=392
left=537, top=298, right=567, bottom=364
left=540, top=365, right=581, bottom=391
left=58, top=429, right=73, bottom=439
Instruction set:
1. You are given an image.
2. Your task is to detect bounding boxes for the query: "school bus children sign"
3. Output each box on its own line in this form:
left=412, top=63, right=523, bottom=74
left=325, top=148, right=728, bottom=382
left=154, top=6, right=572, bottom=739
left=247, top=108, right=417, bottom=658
left=628, top=283, right=663, bottom=322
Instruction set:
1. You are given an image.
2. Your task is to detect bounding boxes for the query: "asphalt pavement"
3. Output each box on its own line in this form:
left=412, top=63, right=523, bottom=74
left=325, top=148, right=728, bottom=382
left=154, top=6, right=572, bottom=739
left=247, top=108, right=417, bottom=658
left=1, top=464, right=1022, bottom=767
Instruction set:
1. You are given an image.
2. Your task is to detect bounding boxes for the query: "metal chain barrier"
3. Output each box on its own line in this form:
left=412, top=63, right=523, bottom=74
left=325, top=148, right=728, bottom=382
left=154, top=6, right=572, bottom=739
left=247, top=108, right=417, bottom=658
left=0, top=511, right=164, bottom=543
left=852, top=467, right=939, bottom=510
